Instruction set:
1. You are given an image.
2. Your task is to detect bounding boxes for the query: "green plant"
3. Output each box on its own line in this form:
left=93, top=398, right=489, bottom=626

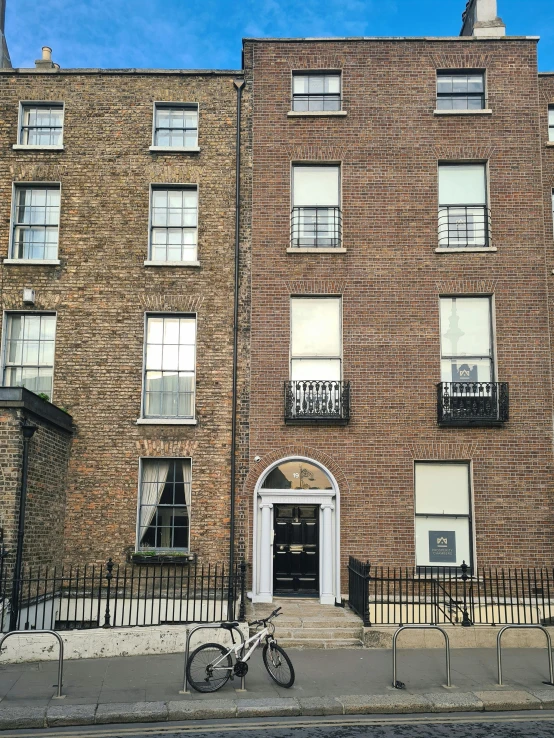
left=37, top=392, right=50, bottom=402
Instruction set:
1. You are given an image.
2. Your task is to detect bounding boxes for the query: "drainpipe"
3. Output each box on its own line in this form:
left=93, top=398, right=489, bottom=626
left=229, top=77, right=245, bottom=595
left=9, top=419, right=37, bottom=631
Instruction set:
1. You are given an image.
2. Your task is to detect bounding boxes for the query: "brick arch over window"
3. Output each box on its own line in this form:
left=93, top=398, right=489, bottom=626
left=432, top=145, right=496, bottom=161
left=435, top=279, right=497, bottom=295
left=286, top=145, right=348, bottom=162
left=285, top=280, right=347, bottom=295
left=408, top=442, right=477, bottom=460
left=243, top=445, right=351, bottom=500
left=429, top=53, right=491, bottom=70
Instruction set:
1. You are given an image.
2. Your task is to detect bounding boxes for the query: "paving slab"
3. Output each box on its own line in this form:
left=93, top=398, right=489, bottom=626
left=298, top=696, right=343, bottom=716
left=529, top=688, right=554, bottom=709
left=474, top=689, right=542, bottom=711
left=46, top=704, right=97, bottom=727
left=167, top=699, right=237, bottom=720
left=95, top=701, right=168, bottom=725
left=424, top=691, right=484, bottom=712
left=0, top=705, right=46, bottom=729
left=337, top=693, right=432, bottom=714
left=236, top=697, right=301, bottom=718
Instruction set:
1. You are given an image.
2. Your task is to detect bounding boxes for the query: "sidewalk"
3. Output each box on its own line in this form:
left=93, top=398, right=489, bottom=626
left=1, top=647, right=554, bottom=728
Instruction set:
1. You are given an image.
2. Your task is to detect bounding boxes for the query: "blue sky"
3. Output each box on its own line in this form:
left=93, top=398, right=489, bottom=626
left=5, top=0, right=554, bottom=71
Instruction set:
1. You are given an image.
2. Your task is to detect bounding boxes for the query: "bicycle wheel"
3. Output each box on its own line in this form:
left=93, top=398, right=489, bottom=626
left=187, top=642, right=232, bottom=693
left=262, top=642, right=295, bottom=688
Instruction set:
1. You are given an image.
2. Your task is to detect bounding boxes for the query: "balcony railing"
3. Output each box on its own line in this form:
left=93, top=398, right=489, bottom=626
left=285, top=380, right=350, bottom=424
left=437, top=382, right=509, bottom=426
left=438, top=205, right=491, bottom=248
left=290, top=207, right=342, bottom=248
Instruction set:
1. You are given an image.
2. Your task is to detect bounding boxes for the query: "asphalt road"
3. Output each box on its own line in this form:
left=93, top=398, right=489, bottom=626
left=6, top=714, right=554, bottom=738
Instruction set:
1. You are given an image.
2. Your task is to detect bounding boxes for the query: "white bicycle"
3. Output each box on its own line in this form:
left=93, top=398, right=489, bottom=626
left=186, top=606, right=295, bottom=692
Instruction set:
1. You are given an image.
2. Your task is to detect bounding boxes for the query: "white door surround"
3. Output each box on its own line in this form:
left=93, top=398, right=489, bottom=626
left=250, top=456, right=341, bottom=606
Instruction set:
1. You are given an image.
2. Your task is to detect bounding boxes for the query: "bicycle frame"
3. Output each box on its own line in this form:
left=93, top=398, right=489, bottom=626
left=210, top=626, right=272, bottom=672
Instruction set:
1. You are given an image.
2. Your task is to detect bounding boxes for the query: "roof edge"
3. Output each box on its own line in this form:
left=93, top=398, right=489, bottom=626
left=0, top=68, right=243, bottom=76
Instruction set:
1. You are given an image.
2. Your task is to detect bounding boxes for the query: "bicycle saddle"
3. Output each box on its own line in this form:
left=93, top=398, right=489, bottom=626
left=220, top=621, right=239, bottom=630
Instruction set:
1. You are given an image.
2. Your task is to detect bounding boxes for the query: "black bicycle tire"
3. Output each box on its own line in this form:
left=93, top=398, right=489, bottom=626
left=262, top=642, right=295, bottom=688
left=186, top=642, right=232, bottom=693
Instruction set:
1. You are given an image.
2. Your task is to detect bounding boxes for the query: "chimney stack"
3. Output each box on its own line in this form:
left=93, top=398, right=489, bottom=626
left=461, top=0, right=506, bottom=37
left=35, top=45, right=59, bottom=70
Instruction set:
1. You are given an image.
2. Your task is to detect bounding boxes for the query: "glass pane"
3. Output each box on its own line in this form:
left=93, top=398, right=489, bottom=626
left=262, top=460, right=333, bottom=489
left=452, top=76, right=469, bottom=93
left=467, top=75, right=484, bottom=92
left=308, top=76, right=324, bottom=94
left=415, top=463, right=470, bottom=515
left=438, top=164, right=486, bottom=205
left=326, top=75, right=340, bottom=93
left=162, top=344, right=179, bottom=370
left=440, top=358, right=492, bottom=383
left=440, top=297, right=491, bottom=358
left=415, top=517, right=471, bottom=568
left=179, top=319, right=196, bottom=344
left=163, top=318, right=180, bottom=344
left=437, top=75, right=453, bottom=94
left=291, top=297, right=341, bottom=357
left=147, top=317, right=164, bottom=344
left=293, top=76, right=308, bottom=94
left=178, top=344, right=195, bottom=370
left=146, top=343, right=163, bottom=371
left=291, top=359, right=341, bottom=380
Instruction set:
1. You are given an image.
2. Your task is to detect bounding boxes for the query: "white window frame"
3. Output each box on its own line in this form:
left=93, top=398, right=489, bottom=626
left=436, top=70, right=486, bottom=111
left=145, top=184, right=199, bottom=266
left=136, top=456, right=192, bottom=552
left=437, top=162, right=491, bottom=250
left=1, top=310, right=57, bottom=401
left=7, top=182, right=62, bottom=265
left=14, top=101, right=65, bottom=150
left=150, top=102, right=200, bottom=152
left=549, top=105, right=554, bottom=142
left=414, top=460, right=474, bottom=571
left=291, top=71, right=342, bottom=112
left=290, top=163, right=343, bottom=250
left=289, top=296, right=343, bottom=380
left=138, top=312, right=198, bottom=425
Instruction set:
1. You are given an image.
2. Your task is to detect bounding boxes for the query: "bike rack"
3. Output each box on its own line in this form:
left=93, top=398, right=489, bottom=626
left=181, top=622, right=247, bottom=694
left=392, top=625, right=451, bottom=689
left=497, top=625, right=554, bottom=686
left=0, top=630, right=65, bottom=699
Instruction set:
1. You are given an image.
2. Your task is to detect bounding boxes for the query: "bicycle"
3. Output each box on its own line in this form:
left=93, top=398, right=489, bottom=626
left=186, top=606, right=295, bottom=693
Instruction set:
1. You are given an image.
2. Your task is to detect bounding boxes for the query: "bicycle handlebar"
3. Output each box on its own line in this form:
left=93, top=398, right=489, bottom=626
left=248, top=606, right=282, bottom=628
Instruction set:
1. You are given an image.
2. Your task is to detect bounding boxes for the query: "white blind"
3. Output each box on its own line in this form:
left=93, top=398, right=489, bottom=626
left=293, top=166, right=340, bottom=207
left=291, top=297, right=341, bottom=357
left=438, top=164, right=486, bottom=205
left=415, top=463, right=469, bottom=516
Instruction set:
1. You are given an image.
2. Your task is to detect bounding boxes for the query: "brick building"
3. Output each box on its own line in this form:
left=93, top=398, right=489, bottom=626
left=0, top=51, right=247, bottom=567
left=240, top=0, right=554, bottom=605
left=1, top=0, right=554, bottom=611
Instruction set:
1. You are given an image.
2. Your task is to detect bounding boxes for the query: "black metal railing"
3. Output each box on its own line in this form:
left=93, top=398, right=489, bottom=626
left=290, top=207, right=342, bottom=248
left=438, top=205, right=491, bottom=248
left=356, top=561, right=554, bottom=627
left=0, top=558, right=247, bottom=632
left=284, top=380, right=350, bottom=424
left=348, top=556, right=371, bottom=626
left=437, top=382, right=509, bottom=426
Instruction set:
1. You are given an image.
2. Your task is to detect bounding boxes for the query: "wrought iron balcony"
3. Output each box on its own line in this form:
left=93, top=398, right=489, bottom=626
left=290, top=207, right=342, bottom=248
left=438, top=205, right=491, bottom=248
left=437, top=382, right=509, bottom=426
left=285, top=380, right=350, bottom=424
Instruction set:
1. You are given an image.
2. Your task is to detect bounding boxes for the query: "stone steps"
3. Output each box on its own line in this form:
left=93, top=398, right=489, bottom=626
left=277, top=637, right=364, bottom=649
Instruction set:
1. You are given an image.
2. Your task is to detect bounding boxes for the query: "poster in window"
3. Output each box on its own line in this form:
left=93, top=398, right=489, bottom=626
left=428, top=531, right=457, bottom=564
left=452, top=363, right=478, bottom=382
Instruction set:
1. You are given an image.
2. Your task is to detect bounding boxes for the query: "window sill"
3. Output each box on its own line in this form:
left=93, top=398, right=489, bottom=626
left=144, top=260, right=200, bottom=267
left=435, top=247, right=497, bottom=253
left=3, top=258, right=61, bottom=265
left=287, top=110, right=347, bottom=118
left=149, top=145, right=200, bottom=153
left=136, top=418, right=197, bottom=425
left=12, top=144, right=65, bottom=150
left=287, top=247, right=346, bottom=253
left=129, top=552, right=196, bottom=565
left=433, top=109, right=492, bottom=116
left=546, top=141, right=554, bottom=147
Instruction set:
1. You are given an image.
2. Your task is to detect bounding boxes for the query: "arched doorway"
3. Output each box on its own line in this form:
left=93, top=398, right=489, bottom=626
left=251, top=456, right=340, bottom=605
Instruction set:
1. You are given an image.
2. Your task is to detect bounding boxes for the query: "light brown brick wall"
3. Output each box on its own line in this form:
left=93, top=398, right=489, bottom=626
left=242, top=39, right=554, bottom=577
left=0, top=70, right=244, bottom=565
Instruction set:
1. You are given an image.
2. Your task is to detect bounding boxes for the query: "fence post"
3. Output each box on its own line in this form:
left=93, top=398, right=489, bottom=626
left=461, top=561, right=472, bottom=627
left=362, top=560, right=371, bottom=627
left=239, top=561, right=247, bottom=622
left=103, top=558, right=114, bottom=628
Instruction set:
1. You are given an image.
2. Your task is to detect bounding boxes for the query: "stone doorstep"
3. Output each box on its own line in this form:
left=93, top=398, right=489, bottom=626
left=2, top=690, right=554, bottom=730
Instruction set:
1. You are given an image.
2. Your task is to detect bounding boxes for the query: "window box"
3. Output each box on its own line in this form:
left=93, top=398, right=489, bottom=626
left=437, top=381, right=509, bottom=426
left=128, top=552, right=196, bottom=565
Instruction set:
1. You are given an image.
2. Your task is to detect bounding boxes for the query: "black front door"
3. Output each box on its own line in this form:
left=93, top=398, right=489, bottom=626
left=273, top=505, right=319, bottom=595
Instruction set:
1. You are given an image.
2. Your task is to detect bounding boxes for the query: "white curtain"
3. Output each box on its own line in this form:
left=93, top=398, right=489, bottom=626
left=140, top=460, right=170, bottom=542
left=293, top=166, right=340, bottom=207
left=182, top=459, right=192, bottom=510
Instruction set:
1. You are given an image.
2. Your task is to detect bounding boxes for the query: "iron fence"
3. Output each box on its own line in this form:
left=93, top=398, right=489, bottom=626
left=0, top=556, right=246, bottom=632
left=290, top=206, right=342, bottom=248
left=358, top=560, right=554, bottom=627
left=438, top=205, right=491, bottom=248
left=284, top=380, right=350, bottom=424
left=437, top=382, right=509, bottom=426
left=348, top=556, right=371, bottom=626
